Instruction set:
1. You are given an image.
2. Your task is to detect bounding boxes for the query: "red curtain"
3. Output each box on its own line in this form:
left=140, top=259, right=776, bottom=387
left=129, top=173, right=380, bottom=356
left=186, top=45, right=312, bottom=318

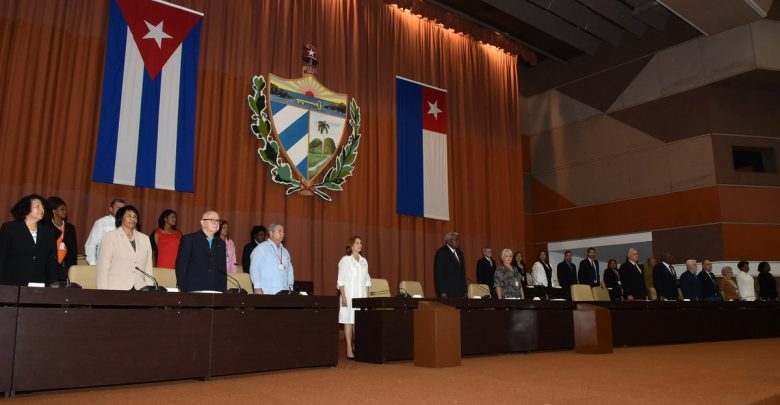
left=0, top=0, right=524, bottom=295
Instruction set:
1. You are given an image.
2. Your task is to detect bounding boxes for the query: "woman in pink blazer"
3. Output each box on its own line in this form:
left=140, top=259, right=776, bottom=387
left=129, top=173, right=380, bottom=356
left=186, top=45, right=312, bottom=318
left=96, top=205, right=154, bottom=290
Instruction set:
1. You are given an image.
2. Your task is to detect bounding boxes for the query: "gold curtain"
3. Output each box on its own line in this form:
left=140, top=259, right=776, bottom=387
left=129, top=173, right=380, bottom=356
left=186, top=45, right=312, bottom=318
left=0, top=0, right=524, bottom=295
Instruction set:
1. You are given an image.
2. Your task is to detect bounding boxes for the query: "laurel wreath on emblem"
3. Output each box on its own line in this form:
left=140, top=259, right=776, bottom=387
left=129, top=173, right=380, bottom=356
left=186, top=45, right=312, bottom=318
left=247, top=75, right=361, bottom=201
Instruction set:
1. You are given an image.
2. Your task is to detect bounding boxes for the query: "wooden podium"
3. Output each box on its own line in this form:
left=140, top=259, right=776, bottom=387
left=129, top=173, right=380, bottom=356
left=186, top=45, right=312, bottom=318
left=413, top=301, right=460, bottom=367
left=573, top=303, right=613, bottom=354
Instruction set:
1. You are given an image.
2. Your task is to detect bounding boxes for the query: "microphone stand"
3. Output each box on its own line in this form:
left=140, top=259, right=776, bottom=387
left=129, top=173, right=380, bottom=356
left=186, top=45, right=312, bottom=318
left=224, top=272, right=247, bottom=294
left=135, top=267, right=167, bottom=292
left=525, top=271, right=548, bottom=300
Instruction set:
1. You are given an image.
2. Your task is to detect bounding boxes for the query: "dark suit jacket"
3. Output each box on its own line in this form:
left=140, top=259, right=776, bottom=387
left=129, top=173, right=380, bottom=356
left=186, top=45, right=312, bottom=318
left=679, top=271, right=701, bottom=300
left=434, top=245, right=466, bottom=298
left=578, top=258, right=600, bottom=287
left=653, top=262, right=678, bottom=300
left=0, top=220, right=59, bottom=285
left=698, top=271, right=720, bottom=299
left=603, top=268, right=623, bottom=299
left=758, top=272, right=778, bottom=299
left=618, top=261, right=647, bottom=299
left=557, top=261, right=577, bottom=290
left=175, top=231, right=227, bottom=292
left=476, top=257, right=496, bottom=294
left=40, top=221, right=78, bottom=281
left=241, top=241, right=259, bottom=273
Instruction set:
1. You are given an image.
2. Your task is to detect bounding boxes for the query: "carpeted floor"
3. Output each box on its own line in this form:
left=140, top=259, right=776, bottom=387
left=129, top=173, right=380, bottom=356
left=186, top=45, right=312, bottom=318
left=8, top=338, right=780, bottom=404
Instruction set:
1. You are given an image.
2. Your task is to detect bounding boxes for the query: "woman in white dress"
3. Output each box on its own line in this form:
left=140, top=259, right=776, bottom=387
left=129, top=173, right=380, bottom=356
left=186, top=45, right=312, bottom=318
left=337, top=236, right=371, bottom=359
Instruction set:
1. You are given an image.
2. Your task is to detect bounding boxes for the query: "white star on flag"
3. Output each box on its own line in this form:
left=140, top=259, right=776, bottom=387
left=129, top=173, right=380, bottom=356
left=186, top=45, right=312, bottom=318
left=142, top=20, right=172, bottom=48
left=427, top=100, right=443, bottom=119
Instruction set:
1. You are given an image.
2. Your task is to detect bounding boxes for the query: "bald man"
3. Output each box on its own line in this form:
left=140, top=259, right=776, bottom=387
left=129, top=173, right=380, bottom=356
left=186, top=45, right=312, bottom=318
left=175, top=210, right=227, bottom=292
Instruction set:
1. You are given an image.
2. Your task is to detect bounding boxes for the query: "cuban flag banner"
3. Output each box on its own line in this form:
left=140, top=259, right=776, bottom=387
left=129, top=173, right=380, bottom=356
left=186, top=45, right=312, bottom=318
left=396, top=76, right=450, bottom=221
left=94, top=0, right=203, bottom=192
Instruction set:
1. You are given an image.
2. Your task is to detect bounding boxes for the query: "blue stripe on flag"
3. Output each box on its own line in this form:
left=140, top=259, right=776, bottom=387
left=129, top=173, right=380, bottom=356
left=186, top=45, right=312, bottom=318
left=279, top=112, right=309, bottom=156
left=396, top=78, right=424, bottom=217
left=296, top=158, right=308, bottom=178
left=174, top=20, right=201, bottom=192
left=93, top=0, right=127, bottom=184
left=271, top=101, right=286, bottom=113
left=134, top=69, right=161, bottom=188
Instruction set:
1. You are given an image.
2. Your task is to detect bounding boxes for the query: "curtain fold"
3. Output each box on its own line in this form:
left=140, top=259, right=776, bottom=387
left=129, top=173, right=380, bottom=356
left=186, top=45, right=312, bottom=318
left=0, top=0, right=524, bottom=295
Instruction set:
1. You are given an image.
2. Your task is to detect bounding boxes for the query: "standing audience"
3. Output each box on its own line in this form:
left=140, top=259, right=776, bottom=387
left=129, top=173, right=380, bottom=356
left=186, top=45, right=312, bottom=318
left=531, top=250, right=553, bottom=288
left=175, top=211, right=227, bottom=292
left=619, top=248, right=647, bottom=300
left=603, top=258, right=623, bottom=300
left=42, top=196, right=78, bottom=281
left=433, top=232, right=466, bottom=299
left=96, top=205, right=154, bottom=290
left=757, top=261, right=778, bottom=300
left=241, top=225, right=267, bottom=273
left=150, top=209, right=181, bottom=269
left=250, top=223, right=294, bottom=294
left=736, top=261, right=756, bottom=301
left=494, top=248, right=524, bottom=299
left=719, top=266, right=739, bottom=301
left=84, top=198, right=125, bottom=265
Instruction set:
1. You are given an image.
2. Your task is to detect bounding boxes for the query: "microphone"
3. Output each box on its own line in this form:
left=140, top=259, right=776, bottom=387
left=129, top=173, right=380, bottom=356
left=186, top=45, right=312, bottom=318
left=274, top=284, right=298, bottom=295
left=135, top=267, right=167, bottom=292
left=467, top=279, right=491, bottom=299
left=223, top=271, right=248, bottom=294
left=524, top=272, right=549, bottom=300
left=48, top=274, right=82, bottom=289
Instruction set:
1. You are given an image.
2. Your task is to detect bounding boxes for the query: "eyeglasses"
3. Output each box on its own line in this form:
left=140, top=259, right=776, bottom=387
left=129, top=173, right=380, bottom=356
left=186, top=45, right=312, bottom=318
left=201, top=218, right=221, bottom=224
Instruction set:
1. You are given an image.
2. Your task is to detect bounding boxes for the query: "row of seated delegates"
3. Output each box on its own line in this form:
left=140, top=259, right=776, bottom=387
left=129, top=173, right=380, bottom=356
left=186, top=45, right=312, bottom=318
left=337, top=236, right=371, bottom=360
left=0, top=195, right=60, bottom=286
left=96, top=206, right=154, bottom=290
left=84, top=198, right=126, bottom=265
left=218, top=220, right=238, bottom=273
left=241, top=225, right=267, bottom=273
left=248, top=223, right=294, bottom=294
left=149, top=209, right=181, bottom=269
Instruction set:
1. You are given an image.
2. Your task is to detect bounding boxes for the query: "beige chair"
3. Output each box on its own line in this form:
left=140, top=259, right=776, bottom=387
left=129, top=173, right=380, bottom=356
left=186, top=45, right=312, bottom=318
left=228, top=272, right=253, bottom=293
left=68, top=265, right=96, bottom=289
left=153, top=268, right=178, bottom=289
left=592, top=286, right=611, bottom=301
left=467, top=283, right=491, bottom=298
left=369, top=278, right=391, bottom=297
left=570, top=284, right=594, bottom=301
left=399, top=281, right=424, bottom=297
left=647, top=287, right=658, bottom=301
left=76, top=254, right=88, bottom=266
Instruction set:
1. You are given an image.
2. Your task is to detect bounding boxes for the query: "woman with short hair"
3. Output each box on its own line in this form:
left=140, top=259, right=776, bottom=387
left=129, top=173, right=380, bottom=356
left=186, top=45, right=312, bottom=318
left=96, top=205, right=154, bottom=290
left=0, top=194, right=59, bottom=285
left=495, top=248, right=524, bottom=299
left=718, top=266, right=739, bottom=301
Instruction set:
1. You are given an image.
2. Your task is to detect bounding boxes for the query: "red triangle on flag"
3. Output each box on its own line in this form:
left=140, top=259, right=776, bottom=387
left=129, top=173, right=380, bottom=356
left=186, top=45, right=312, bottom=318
left=117, top=0, right=202, bottom=80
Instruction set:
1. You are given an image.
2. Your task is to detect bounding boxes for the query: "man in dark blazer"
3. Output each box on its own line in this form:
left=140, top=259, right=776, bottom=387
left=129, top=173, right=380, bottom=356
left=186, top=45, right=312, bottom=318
left=434, top=232, right=466, bottom=299
left=618, top=247, right=647, bottom=300
left=578, top=247, right=600, bottom=287
left=679, top=259, right=701, bottom=300
left=698, top=259, right=723, bottom=301
left=557, top=250, right=578, bottom=291
left=175, top=210, right=227, bottom=292
left=653, top=252, right=678, bottom=300
left=476, top=247, right=496, bottom=296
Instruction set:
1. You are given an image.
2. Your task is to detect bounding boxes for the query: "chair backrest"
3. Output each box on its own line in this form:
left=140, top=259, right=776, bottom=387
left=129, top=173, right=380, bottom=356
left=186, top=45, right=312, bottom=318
left=369, top=278, right=391, bottom=297
left=399, top=281, right=424, bottom=297
left=570, top=284, right=594, bottom=301
left=68, top=265, right=96, bottom=289
left=678, top=288, right=684, bottom=300
left=648, top=287, right=658, bottom=301
left=592, top=286, right=611, bottom=301
left=153, top=268, right=178, bottom=289
left=76, top=255, right=88, bottom=266
left=229, top=272, right=253, bottom=294
left=467, top=283, right=490, bottom=298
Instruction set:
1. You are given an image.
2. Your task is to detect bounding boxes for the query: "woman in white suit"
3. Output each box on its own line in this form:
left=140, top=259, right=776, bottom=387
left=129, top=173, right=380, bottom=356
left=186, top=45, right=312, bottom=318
left=96, top=205, right=154, bottom=290
left=337, top=236, right=371, bottom=360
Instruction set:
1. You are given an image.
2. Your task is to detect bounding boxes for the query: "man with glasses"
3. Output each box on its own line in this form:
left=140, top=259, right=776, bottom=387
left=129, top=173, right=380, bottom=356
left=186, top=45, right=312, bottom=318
left=175, top=211, right=227, bottom=292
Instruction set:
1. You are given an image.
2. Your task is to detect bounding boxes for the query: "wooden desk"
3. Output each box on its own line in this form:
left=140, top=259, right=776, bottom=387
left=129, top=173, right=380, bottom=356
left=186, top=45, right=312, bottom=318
left=0, top=286, right=18, bottom=396
left=595, top=300, right=780, bottom=346
left=209, top=294, right=338, bottom=376
left=12, top=287, right=213, bottom=393
left=353, top=298, right=576, bottom=362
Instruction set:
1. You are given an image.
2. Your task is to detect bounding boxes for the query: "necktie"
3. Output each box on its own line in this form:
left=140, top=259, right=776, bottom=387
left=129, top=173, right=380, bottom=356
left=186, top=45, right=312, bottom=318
left=452, top=250, right=459, bottom=263
left=669, top=264, right=675, bottom=277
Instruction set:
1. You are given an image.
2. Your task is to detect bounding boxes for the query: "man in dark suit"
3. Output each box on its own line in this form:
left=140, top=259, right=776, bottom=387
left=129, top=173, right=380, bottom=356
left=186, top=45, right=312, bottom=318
left=476, top=247, right=496, bottom=296
left=698, top=259, right=723, bottom=301
left=175, top=210, right=227, bottom=292
left=618, top=247, right=647, bottom=300
left=679, top=259, right=701, bottom=300
left=557, top=250, right=578, bottom=291
left=578, top=247, right=600, bottom=287
left=653, top=252, right=678, bottom=300
left=434, top=232, right=466, bottom=299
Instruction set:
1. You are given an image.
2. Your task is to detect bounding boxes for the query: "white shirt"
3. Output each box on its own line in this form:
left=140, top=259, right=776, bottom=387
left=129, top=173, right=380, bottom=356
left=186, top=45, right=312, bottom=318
left=531, top=261, right=548, bottom=286
left=85, top=215, right=116, bottom=265
left=735, top=271, right=756, bottom=301
left=337, top=255, right=371, bottom=324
